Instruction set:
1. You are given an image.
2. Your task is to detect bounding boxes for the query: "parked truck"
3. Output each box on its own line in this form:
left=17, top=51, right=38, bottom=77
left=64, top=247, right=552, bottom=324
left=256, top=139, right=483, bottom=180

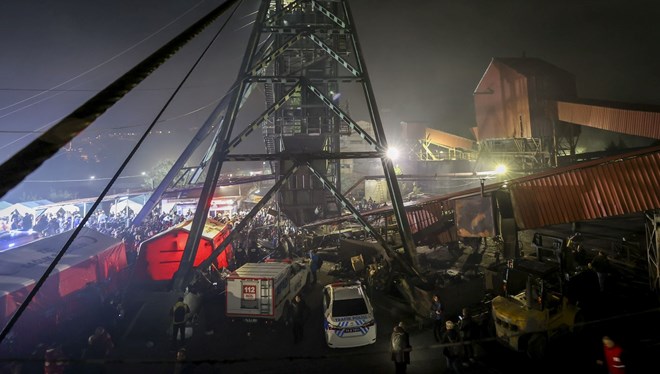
left=225, top=259, right=311, bottom=323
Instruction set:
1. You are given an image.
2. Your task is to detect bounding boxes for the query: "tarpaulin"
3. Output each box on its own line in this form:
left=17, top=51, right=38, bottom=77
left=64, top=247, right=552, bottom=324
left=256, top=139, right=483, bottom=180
left=135, top=218, right=233, bottom=281
left=0, top=227, right=127, bottom=327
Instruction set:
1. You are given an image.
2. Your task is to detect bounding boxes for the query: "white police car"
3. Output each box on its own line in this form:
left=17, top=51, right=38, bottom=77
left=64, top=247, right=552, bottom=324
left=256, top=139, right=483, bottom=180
left=322, top=281, right=377, bottom=348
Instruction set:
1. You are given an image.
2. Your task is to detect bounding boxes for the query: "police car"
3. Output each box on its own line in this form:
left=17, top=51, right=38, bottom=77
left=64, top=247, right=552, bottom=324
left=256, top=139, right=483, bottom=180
left=322, top=281, right=377, bottom=348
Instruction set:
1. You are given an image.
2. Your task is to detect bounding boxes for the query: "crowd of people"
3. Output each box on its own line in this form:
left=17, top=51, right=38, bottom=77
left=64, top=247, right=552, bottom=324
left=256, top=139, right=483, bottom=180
left=425, top=295, right=478, bottom=373
left=1, top=195, right=376, bottom=268
left=0, top=209, right=81, bottom=237
left=1, top=199, right=316, bottom=288
left=0, top=202, right=301, bottom=266
left=0, top=202, right=312, bottom=373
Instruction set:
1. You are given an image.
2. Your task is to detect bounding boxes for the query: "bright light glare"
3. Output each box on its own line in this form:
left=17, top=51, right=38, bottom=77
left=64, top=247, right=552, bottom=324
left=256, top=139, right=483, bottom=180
left=386, top=147, right=400, bottom=160
left=495, top=164, right=507, bottom=174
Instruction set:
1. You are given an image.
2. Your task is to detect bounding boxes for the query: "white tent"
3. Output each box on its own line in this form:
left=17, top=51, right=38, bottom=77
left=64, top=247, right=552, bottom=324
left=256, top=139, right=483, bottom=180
left=110, top=199, right=143, bottom=215
left=0, top=203, right=36, bottom=218
left=42, top=204, right=80, bottom=216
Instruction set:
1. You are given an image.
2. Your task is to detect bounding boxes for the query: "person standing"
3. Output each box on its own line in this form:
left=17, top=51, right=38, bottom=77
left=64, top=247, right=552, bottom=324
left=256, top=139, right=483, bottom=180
left=458, top=307, right=476, bottom=364
left=309, top=249, right=321, bottom=284
left=589, top=250, right=611, bottom=293
left=85, top=327, right=114, bottom=373
left=430, top=294, right=445, bottom=342
left=285, top=233, right=297, bottom=256
left=390, top=324, right=412, bottom=374
left=235, top=246, right=247, bottom=267
left=277, top=237, right=290, bottom=259
left=597, top=335, right=626, bottom=374
left=441, top=320, right=462, bottom=373
left=291, top=295, right=308, bottom=343
left=248, top=239, right=260, bottom=263
left=170, top=296, right=191, bottom=348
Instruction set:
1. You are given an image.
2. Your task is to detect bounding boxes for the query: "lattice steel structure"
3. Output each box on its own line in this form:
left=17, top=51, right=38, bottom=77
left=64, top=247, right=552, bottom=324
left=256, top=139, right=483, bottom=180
left=175, top=0, right=419, bottom=288
left=646, top=211, right=660, bottom=292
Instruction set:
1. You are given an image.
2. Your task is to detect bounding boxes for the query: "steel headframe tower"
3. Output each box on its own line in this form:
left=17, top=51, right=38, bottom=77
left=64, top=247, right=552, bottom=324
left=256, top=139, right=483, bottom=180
left=174, top=0, right=419, bottom=289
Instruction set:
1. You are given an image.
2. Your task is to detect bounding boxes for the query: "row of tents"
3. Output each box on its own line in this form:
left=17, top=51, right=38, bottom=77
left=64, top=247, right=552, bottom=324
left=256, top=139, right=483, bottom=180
left=0, top=196, right=149, bottom=221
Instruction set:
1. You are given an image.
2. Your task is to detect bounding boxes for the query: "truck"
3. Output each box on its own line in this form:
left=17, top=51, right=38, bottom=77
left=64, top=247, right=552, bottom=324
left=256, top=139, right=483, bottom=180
left=225, top=259, right=311, bottom=323
left=490, top=258, right=584, bottom=360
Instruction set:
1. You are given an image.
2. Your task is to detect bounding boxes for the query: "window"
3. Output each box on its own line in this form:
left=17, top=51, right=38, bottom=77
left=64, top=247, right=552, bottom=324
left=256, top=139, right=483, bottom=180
left=332, top=297, right=368, bottom=317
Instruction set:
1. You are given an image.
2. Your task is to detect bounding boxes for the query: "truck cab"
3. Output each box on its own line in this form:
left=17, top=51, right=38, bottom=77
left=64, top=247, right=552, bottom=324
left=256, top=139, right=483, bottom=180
left=491, top=259, right=582, bottom=359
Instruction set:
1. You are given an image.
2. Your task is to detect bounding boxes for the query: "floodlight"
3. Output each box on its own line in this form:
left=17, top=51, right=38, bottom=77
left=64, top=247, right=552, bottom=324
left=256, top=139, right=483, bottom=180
left=386, top=147, right=400, bottom=160
left=495, top=164, right=507, bottom=175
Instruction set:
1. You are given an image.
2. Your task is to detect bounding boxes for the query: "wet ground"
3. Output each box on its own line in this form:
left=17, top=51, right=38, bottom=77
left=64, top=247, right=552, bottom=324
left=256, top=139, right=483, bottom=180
left=96, top=250, right=660, bottom=373
left=3, top=241, right=659, bottom=373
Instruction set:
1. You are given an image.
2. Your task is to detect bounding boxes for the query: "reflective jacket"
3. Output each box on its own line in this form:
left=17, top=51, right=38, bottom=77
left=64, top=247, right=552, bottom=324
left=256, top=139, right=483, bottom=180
left=604, top=344, right=626, bottom=374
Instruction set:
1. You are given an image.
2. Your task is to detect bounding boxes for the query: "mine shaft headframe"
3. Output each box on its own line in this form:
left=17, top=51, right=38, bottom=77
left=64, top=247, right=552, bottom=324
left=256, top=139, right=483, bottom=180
left=174, top=0, right=421, bottom=289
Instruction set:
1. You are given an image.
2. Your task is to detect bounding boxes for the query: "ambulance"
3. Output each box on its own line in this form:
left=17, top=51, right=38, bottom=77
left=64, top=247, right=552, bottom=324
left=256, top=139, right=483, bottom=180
left=225, top=259, right=311, bottom=323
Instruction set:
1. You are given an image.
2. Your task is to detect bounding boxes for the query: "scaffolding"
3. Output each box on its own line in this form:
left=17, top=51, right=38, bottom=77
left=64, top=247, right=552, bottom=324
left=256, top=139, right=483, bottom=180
left=477, top=137, right=551, bottom=172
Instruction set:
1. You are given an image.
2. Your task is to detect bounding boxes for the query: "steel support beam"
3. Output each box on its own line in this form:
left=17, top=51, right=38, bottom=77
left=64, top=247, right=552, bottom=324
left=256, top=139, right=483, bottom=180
left=0, top=0, right=242, bottom=199
left=173, top=0, right=272, bottom=291
left=646, top=210, right=660, bottom=292
left=133, top=36, right=276, bottom=226
left=176, top=0, right=423, bottom=285
left=304, top=161, right=422, bottom=278
left=198, top=162, right=299, bottom=270
left=343, top=1, right=418, bottom=270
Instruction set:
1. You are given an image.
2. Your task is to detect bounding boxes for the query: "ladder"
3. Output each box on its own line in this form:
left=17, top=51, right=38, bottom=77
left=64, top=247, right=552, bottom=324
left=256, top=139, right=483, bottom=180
left=260, top=280, right=271, bottom=314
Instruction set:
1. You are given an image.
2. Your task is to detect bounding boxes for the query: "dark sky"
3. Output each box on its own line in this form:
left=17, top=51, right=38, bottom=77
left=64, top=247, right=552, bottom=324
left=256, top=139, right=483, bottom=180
left=352, top=0, right=660, bottom=137
left=1, top=0, right=659, bottom=198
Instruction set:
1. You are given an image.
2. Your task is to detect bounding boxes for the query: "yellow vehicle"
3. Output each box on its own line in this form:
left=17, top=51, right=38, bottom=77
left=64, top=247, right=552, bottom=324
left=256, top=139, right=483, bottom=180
left=491, top=258, right=583, bottom=359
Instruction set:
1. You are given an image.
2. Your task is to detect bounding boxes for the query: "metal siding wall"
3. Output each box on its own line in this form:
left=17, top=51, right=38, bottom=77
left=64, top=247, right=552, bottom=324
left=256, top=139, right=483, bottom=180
left=403, top=200, right=454, bottom=234
left=475, top=64, right=526, bottom=140
left=407, top=205, right=440, bottom=234
left=557, top=101, right=660, bottom=140
left=511, top=152, right=660, bottom=229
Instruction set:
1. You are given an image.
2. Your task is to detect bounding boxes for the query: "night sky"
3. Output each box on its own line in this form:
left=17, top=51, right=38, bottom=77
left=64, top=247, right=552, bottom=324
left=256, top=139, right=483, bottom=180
left=354, top=0, right=660, bottom=136
left=1, top=0, right=659, bottom=199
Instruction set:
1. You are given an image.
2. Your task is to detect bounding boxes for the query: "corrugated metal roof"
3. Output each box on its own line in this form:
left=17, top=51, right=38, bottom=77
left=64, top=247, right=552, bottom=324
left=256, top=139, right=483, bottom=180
left=300, top=146, right=660, bottom=233
left=557, top=100, right=660, bottom=139
left=510, top=145, right=660, bottom=229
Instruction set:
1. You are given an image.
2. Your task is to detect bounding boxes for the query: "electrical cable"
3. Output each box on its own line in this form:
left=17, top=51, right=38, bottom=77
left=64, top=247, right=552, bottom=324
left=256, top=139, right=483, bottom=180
left=0, top=0, right=208, bottom=115
left=0, top=0, right=245, bottom=344
left=0, top=0, right=213, bottom=152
